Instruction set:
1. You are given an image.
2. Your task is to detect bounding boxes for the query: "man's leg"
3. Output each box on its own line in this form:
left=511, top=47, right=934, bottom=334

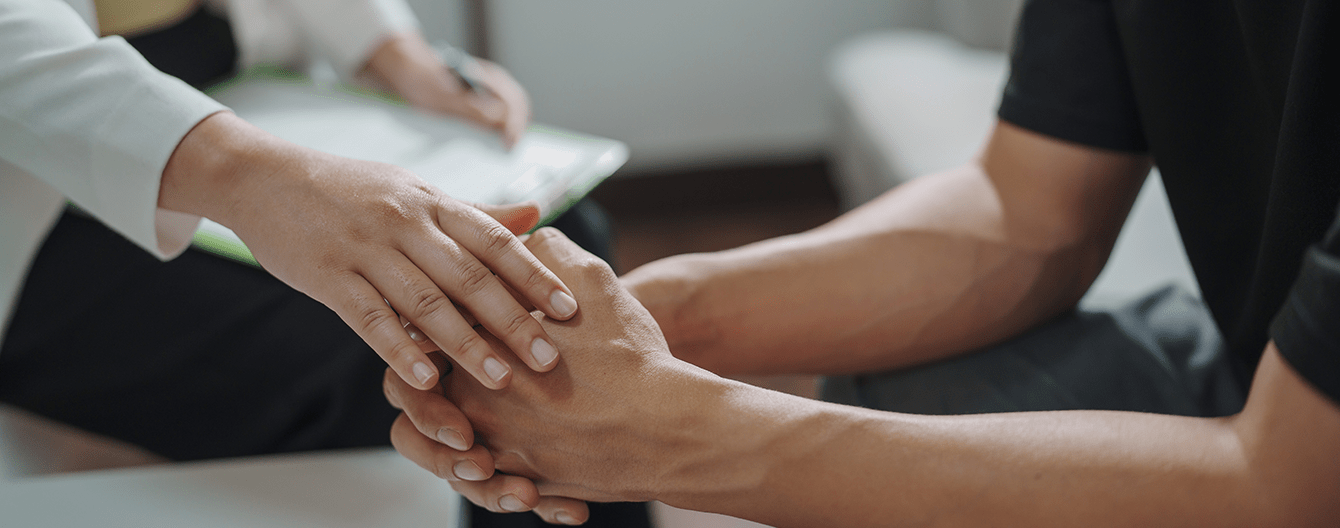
left=822, top=286, right=1247, bottom=418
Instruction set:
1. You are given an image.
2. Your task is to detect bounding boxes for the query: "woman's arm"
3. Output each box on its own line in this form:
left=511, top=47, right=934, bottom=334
left=0, top=0, right=575, bottom=391
left=158, top=111, right=577, bottom=391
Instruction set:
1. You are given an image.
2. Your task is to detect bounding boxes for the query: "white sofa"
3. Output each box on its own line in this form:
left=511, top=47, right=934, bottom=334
left=827, top=21, right=1199, bottom=310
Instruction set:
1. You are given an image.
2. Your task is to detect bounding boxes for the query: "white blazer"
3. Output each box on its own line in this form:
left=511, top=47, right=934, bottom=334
left=0, top=0, right=418, bottom=342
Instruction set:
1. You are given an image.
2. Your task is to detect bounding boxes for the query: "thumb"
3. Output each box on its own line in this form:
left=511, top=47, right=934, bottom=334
left=476, top=201, right=541, bottom=234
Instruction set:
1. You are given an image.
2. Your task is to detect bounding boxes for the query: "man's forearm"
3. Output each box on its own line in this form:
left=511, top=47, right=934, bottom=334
left=661, top=345, right=1339, bottom=528
left=626, top=124, right=1150, bottom=375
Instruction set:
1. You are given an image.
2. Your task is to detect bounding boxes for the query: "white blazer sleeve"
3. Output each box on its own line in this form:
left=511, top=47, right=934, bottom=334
left=226, top=0, right=420, bottom=80
left=0, top=0, right=227, bottom=258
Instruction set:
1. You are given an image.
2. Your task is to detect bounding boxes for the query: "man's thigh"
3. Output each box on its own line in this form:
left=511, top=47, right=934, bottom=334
left=822, top=286, right=1247, bottom=418
left=0, top=212, right=397, bottom=461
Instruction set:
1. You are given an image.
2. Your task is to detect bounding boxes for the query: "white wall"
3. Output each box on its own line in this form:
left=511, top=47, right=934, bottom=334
left=404, top=1, right=1026, bottom=173
left=487, top=1, right=921, bottom=172
left=404, top=0, right=470, bottom=49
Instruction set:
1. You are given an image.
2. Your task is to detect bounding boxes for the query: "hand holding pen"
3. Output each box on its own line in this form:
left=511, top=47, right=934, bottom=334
left=364, top=32, right=531, bottom=148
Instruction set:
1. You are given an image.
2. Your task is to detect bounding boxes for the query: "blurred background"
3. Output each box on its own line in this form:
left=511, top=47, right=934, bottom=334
left=4, top=1, right=1203, bottom=525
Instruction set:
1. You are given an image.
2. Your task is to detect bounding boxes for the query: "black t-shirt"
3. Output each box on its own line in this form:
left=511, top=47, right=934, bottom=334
left=998, top=0, right=1340, bottom=404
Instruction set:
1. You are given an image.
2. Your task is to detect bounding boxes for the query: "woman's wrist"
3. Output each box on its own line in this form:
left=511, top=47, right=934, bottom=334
left=159, top=111, right=301, bottom=230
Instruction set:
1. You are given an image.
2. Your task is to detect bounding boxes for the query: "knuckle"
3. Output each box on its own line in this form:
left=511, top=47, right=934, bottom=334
left=517, top=264, right=554, bottom=293
left=496, top=309, right=533, bottom=338
left=456, top=263, right=497, bottom=298
left=404, top=285, right=452, bottom=319
left=355, top=303, right=397, bottom=334
left=529, top=226, right=563, bottom=243
left=574, top=255, right=617, bottom=281
left=476, top=223, right=516, bottom=258
left=447, top=330, right=486, bottom=357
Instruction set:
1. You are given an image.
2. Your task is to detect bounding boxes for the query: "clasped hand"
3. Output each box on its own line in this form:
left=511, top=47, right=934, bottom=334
left=384, top=228, right=728, bottom=525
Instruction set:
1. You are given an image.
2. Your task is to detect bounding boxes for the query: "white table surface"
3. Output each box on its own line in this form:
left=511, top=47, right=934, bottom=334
left=0, top=447, right=463, bottom=527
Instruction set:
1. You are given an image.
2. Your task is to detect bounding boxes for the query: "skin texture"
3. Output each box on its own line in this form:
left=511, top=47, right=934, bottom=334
left=622, top=121, right=1150, bottom=376
left=387, top=232, right=1340, bottom=527
left=157, top=31, right=569, bottom=391
left=387, top=122, right=1340, bottom=525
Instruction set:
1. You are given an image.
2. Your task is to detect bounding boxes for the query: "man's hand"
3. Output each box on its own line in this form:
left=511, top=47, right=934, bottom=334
left=386, top=228, right=739, bottom=522
left=365, top=32, right=530, bottom=148
left=160, top=112, right=577, bottom=391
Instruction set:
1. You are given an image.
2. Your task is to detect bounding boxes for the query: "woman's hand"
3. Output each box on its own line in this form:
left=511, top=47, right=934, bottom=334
left=160, top=112, right=576, bottom=391
left=385, top=228, right=740, bottom=523
left=364, top=32, right=530, bottom=148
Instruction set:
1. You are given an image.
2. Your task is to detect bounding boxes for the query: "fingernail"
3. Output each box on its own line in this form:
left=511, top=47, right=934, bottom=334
left=406, top=324, right=427, bottom=343
left=437, top=428, right=468, bottom=451
left=453, top=460, right=488, bottom=481
left=555, top=512, right=579, bottom=525
left=550, top=290, right=578, bottom=318
left=531, top=338, right=558, bottom=367
left=483, top=357, right=509, bottom=383
left=499, top=494, right=528, bottom=512
left=412, top=362, right=435, bottom=386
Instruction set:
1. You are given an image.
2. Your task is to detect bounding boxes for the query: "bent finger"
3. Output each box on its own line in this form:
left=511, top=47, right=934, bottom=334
left=449, top=473, right=543, bottom=514
left=438, top=204, right=577, bottom=322
left=330, top=274, right=439, bottom=390
left=523, top=227, right=615, bottom=280
left=402, top=231, right=559, bottom=374
left=390, top=413, right=496, bottom=483
left=533, top=496, right=590, bottom=526
left=382, top=367, right=475, bottom=451
left=368, top=252, right=513, bottom=389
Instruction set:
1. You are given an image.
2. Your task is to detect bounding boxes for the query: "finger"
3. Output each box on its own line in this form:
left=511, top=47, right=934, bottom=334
left=382, top=367, right=474, bottom=451
left=402, top=312, right=479, bottom=352
left=398, top=316, right=441, bottom=353
left=330, top=274, right=439, bottom=390
left=476, top=60, right=531, bottom=148
left=390, top=413, right=497, bottom=483
left=523, top=227, right=614, bottom=280
left=451, top=93, right=506, bottom=133
left=399, top=231, right=561, bottom=374
left=533, top=496, right=591, bottom=526
left=437, top=202, right=579, bottom=322
left=367, top=252, right=514, bottom=389
left=448, top=473, right=543, bottom=514
left=474, top=201, right=541, bottom=235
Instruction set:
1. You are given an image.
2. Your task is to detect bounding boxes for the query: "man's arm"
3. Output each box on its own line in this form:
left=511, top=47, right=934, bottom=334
left=388, top=230, right=1340, bottom=527
left=623, top=121, right=1151, bottom=375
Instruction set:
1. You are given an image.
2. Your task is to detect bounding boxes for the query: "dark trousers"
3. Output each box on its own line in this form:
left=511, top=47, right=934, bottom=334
left=1, top=204, right=648, bottom=528
left=2, top=8, right=649, bottom=525
left=822, top=286, right=1248, bottom=418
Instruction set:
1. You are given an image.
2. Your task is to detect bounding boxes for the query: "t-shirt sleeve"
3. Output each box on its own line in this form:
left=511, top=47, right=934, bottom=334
left=997, top=0, right=1148, bottom=153
left=1271, top=204, right=1340, bottom=404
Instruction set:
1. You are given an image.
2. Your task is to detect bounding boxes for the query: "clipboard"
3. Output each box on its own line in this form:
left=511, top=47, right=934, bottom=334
left=192, top=67, right=628, bottom=267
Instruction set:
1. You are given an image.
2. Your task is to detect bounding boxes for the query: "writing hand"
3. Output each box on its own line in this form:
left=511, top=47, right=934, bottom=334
left=365, top=32, right=531, bottom=148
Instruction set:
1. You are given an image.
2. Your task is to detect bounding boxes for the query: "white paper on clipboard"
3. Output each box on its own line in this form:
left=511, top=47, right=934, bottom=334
left=192, top=69, right=627, bottom=266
